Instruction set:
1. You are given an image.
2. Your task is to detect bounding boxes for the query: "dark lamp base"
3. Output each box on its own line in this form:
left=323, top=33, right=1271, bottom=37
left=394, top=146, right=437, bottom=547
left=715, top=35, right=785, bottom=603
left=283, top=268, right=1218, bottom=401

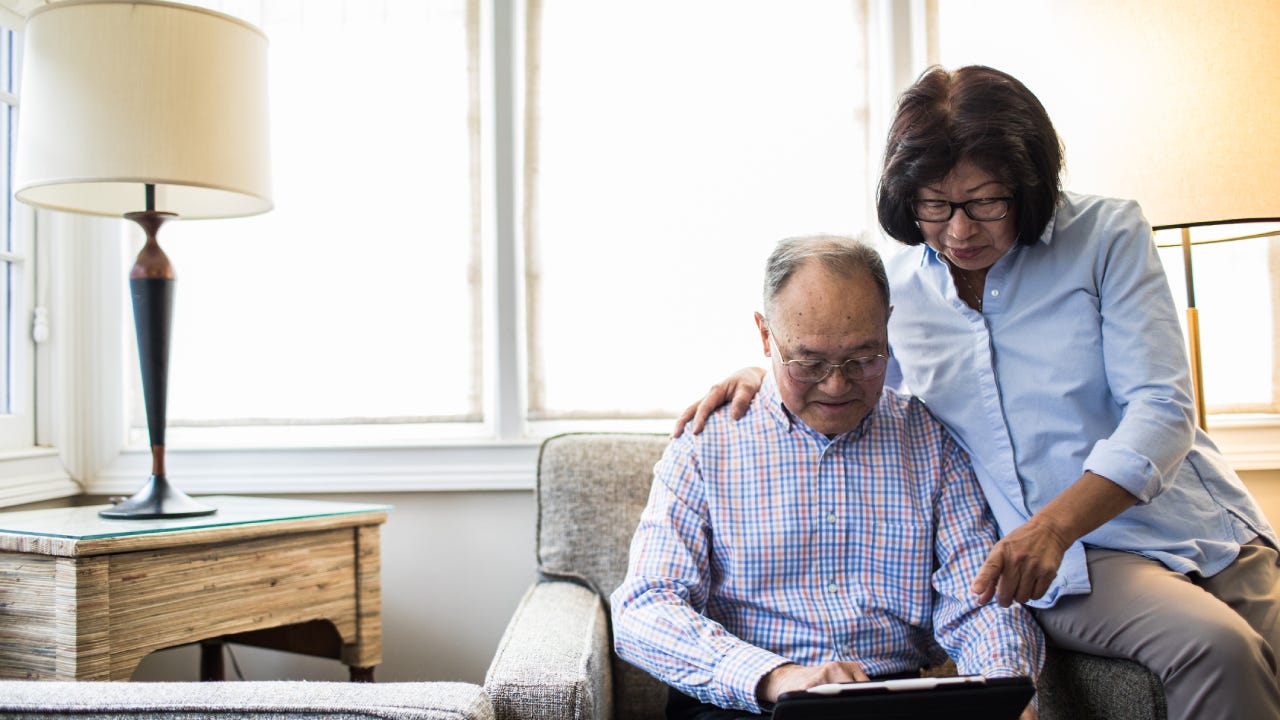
left=99, top=475, right=217, bottom=519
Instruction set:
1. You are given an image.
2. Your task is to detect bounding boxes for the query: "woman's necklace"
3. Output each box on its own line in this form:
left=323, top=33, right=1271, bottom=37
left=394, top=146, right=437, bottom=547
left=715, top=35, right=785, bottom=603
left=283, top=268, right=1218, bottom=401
left=953, top=269, right=985, bottom=312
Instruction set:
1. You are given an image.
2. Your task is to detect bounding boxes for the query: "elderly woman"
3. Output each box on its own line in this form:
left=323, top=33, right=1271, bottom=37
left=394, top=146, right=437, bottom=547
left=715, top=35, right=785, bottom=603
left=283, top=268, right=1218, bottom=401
left=677, top=65, right=1280, bottom=720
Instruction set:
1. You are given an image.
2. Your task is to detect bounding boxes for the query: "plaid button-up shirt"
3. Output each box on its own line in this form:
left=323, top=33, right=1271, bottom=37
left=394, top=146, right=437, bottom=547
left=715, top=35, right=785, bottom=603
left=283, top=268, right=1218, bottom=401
left=611, top=374, right=1045, bottom=712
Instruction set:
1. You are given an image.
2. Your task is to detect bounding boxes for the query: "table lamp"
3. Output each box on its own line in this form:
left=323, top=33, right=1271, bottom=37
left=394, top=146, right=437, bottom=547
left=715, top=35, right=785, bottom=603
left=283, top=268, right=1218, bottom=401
left=13, top=0, right=272, bottom=518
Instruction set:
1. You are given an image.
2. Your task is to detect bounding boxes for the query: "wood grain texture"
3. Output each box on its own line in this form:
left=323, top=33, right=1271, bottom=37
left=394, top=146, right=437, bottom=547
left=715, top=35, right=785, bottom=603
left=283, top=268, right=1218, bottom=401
left=347, top=524, right=382, bottom=669
left=0, top=506, right=385, bottom=680
left=0, top=554, right=56, bottom=678
left=0, top=510, right=387, bottom=557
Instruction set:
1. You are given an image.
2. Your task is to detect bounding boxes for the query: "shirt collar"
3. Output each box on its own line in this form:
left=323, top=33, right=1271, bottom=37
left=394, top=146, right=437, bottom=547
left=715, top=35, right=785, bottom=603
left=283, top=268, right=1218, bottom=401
left=760, top=371, right=876, bottom=443
left=1035, top=193, right=1063, bottom=246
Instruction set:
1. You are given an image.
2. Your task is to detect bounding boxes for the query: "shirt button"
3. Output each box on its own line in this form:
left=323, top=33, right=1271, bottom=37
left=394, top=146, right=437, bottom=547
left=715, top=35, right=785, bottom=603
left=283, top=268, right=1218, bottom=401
left=827, top=581, right=839, bottom=593
left=826, top=513, right=837, bottom=524
left=990, top=289, right=1000, bottom=297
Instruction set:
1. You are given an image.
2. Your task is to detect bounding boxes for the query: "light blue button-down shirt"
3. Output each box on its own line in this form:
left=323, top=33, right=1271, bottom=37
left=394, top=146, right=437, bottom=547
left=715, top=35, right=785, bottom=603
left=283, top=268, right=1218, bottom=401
left=884, top=191, right=1277, bottom=608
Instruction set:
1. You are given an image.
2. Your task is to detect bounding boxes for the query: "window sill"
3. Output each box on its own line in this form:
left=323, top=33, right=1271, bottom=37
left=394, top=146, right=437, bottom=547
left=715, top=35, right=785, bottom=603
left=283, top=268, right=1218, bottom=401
left=88, top=418, right=676, bottom=496
left=1205, top=414, right=1280, bottom=471
left=0, top=447, right=80, bottom=508
left=90, top=441, right=543, bottom=496
left=72, top=414, right=1280, bottom=498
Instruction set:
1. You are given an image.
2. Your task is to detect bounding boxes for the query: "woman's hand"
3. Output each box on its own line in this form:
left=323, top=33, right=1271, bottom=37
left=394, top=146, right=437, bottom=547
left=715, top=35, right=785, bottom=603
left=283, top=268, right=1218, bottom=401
left=972, top=471, right=1138, bottom=606
left=757, top=661, right=870, bottom=703
left=671, top=367, right=766, bottom=437
left=971, top=515, right=1070, bottom=607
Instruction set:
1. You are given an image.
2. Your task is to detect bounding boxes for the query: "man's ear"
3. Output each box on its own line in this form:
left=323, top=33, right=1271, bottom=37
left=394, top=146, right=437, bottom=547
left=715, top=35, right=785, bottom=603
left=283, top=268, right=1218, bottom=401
left=754, top=312, right=772, bottom=357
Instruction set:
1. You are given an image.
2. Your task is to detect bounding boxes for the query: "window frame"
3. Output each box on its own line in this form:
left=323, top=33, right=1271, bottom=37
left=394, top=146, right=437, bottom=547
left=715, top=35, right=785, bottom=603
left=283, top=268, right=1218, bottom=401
left=0, top=7, right=77, bottom=508
left=0, top=22, right=27, bottom=448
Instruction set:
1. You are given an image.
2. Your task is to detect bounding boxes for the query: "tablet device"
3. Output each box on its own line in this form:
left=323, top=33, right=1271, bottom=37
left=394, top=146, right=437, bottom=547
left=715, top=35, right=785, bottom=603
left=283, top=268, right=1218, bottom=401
left=773, top=675, right=1034, bottom=720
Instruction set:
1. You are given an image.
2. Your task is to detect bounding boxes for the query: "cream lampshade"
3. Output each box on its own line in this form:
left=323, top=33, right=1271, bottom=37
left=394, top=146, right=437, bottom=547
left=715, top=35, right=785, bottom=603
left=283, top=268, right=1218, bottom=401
left=13, top=0, right=272, bottom=517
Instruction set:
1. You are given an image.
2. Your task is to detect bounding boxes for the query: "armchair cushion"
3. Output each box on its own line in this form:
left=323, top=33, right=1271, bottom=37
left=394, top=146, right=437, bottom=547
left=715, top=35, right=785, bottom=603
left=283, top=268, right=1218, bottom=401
left=1037, top=650, right=1167, bottom=720
left=535, top=433, right=671, bottom=601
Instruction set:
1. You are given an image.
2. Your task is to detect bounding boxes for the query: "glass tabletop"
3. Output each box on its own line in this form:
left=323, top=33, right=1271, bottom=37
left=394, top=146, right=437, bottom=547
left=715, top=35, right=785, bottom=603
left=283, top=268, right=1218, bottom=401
left=0, top=495, right=391, bottom=539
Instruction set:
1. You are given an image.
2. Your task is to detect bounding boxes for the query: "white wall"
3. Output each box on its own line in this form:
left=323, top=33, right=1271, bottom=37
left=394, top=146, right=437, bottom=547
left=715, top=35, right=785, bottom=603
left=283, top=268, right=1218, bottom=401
left=132, top=490, right=537, bottom=683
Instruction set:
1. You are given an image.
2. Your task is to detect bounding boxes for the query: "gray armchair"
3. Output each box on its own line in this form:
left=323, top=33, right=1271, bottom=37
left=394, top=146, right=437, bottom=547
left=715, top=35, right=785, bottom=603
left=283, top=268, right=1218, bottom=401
left=485, top=432, right=1167, bottom=720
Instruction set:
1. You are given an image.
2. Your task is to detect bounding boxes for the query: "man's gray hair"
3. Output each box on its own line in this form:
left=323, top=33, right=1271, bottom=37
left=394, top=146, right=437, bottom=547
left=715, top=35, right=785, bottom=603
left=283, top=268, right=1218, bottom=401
left=762, top=234, right=890, bottom=319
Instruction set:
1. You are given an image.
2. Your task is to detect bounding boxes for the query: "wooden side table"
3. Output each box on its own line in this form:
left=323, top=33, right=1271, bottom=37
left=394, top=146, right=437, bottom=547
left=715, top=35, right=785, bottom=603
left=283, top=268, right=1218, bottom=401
left=0, top=495, right=389, bottom=681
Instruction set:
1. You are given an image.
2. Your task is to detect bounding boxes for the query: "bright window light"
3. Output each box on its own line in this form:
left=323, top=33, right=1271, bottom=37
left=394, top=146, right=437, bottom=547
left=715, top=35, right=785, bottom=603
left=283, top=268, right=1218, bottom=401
left=145, top=0, right=479, bottom=427
left=527, top=0, right=869, bottom=419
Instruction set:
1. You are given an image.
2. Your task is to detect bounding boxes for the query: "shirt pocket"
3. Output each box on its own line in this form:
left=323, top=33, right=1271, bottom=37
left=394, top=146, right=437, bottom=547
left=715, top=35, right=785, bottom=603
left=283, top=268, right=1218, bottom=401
left=854, top=521, right=933, bottom=627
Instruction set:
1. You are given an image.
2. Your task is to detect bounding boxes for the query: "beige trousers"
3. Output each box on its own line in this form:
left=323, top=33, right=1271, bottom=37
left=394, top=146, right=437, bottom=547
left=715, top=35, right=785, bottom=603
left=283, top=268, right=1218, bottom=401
left=1034, top=540, right=1280, bottom=720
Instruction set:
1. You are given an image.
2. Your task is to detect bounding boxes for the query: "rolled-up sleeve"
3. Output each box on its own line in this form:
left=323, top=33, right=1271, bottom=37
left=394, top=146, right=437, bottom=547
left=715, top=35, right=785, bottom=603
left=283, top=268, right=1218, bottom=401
left=1083, top=201, right=1196, bottom=502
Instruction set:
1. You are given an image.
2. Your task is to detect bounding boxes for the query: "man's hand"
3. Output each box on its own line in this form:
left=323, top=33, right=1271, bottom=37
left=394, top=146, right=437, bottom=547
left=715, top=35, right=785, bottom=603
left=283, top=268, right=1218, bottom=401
left=1020, top=702, right=1039, bottom=720
left=756, top=661, right=871, bottom=703
left=971, top=515, right=1071, bottom=606
left=672, top=367, right=766, bottom=437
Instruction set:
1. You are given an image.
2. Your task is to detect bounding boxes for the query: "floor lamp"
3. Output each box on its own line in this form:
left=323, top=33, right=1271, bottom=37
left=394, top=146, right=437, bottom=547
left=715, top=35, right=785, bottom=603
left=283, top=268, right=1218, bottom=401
left=1028, top=1, right=1280, bottom=432
left=13, top=0, right=272, bottom=518
left=1154, top=225, right=1280, bottom=430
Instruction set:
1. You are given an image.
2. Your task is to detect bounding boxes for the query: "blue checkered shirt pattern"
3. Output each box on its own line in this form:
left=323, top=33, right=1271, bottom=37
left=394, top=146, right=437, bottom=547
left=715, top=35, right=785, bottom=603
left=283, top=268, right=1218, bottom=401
left=611, top=374, right=1045, bottom=712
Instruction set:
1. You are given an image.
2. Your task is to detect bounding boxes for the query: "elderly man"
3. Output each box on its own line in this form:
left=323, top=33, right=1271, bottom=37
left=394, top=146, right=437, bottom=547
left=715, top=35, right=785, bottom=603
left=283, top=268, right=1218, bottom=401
left=611, top=234, right=1044, bottom=719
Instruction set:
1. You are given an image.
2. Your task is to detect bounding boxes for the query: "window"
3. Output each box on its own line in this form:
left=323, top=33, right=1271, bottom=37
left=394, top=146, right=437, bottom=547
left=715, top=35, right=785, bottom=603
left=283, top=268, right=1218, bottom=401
left=1157, top=227, right=1280, bottom=415
left=123, top=0, right=871, bottom=446
left=33, top=1, right=1270, bottom=498
left=525, top=0, right=869, bottom=422
left=0, top=21, right=33, bottom=450
left=0, top=5, right=72, bottom=508
left=148, top=0, right=482, bottom=443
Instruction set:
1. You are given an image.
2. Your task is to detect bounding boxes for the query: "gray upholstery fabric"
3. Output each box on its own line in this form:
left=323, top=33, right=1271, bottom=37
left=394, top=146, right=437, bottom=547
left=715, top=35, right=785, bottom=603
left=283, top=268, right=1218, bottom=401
left=504, top=432, right=670, bottom=720
left=485, top=581, right=614, bottom=720
left=1038, top=649, right=1168, bottom=720
left=534, top=433, right=672, bottom=602
left=0, top=681, right=492, bottom=720
left=487, top=432, right=1167, bottom=720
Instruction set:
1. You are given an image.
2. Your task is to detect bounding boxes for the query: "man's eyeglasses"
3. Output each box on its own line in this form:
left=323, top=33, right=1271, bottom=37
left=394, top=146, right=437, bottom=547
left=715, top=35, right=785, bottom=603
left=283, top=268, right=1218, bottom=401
left=769, top=332, right=889, bottom=384
left=910, top=196, right=1013, bottom=223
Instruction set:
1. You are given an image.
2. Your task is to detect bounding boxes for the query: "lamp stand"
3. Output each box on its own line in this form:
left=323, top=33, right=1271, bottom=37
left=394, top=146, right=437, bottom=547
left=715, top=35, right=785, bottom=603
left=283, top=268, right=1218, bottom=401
left=1179, top=227, right=1208, bottom=431
left=99, top=202, right=214, bottom=519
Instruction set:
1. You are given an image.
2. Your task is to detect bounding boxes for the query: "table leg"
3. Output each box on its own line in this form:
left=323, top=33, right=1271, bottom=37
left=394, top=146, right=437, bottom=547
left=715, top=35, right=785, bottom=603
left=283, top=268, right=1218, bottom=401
left=350, top=665, right=376, bottom=682
left=200, top=639, right=225, bottom=681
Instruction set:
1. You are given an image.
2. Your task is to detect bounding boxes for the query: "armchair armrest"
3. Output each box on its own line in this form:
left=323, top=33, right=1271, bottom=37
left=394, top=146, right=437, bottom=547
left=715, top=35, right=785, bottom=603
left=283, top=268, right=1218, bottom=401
left=485, top=580, right=613, bottom=720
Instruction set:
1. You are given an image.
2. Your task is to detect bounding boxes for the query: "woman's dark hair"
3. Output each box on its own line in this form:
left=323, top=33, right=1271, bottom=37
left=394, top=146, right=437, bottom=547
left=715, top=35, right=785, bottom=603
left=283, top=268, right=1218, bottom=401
left=876, top=65, right=1064, bottom=247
